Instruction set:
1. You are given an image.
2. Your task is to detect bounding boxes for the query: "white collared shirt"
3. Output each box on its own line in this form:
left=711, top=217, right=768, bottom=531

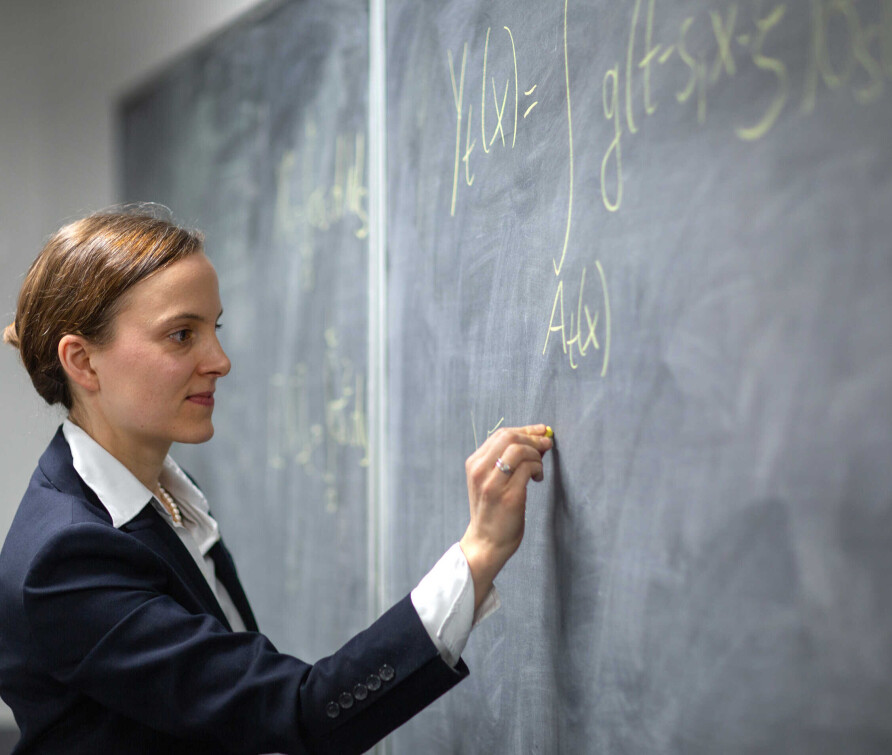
left=62, top=420, right=498, bottom=666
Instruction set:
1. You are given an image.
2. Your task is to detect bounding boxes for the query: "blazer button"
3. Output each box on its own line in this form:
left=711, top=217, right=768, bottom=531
left=366, top=674, right=382, bottom=691
left=338, top=691, right=354, bottom=709
left=325, top=701, right=340, bottom=718
left=353, top=683, right=369, bottom=701
left=379, top=664, right=395, bottom=682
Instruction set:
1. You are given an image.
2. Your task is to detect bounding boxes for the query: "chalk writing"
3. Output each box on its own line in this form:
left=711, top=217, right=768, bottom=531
left=445, top=3, right=612, bottom=377
left=801, top=0, right=892, bottom=111
left=543, top=0, right=611, bottom=375
left=275, top=125, right=369, bottom=288
left=444, top=0, right=889, bottom=374
left=471, top=411, right=506, bottom=449
left=542, top=262, right=611, bottom=375
left=268, top=328, right=368, bottom=512
left=602, top=64, right=623, bottom=213
left=602, top=0, right=892, bottom=210
left=448, top=25, right=540, bottom=215
left=555, top=0, right=575, bottom=277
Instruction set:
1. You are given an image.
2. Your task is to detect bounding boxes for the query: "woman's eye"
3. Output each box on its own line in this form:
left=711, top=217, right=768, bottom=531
left=170, top=329, right=192, bottom=344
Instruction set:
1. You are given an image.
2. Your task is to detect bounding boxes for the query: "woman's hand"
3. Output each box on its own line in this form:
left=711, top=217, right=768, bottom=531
left=459, top=424, right=553, bottom=611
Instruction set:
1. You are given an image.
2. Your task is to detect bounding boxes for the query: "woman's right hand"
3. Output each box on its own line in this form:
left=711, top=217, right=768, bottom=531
left=459, top=424, right=553, bottom=611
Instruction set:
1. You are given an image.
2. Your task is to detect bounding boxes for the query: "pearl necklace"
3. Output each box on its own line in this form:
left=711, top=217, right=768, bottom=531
left=157, top=483, right=183, bottom=526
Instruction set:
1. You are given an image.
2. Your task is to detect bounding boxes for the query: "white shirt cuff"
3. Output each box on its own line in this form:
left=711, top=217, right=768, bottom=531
left=410, top=542, right=501, bottom=667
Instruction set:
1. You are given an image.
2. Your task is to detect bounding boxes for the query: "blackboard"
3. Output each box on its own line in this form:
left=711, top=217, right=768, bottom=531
left=122, top=0, right=892, bottom=752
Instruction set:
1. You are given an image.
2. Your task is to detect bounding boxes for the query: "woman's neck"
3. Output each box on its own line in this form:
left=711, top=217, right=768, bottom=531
left=67, top=412, right=171, bottom=492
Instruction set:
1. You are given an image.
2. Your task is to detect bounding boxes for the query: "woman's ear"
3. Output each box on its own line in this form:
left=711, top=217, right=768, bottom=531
left=58, top=335, right=100, bottom=394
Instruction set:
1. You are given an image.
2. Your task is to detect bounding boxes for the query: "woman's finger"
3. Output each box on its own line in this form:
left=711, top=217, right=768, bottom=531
left=502, top=458, right=545, bottom=487
left=489, top=443, right=545, bottom=483
left=479, top=426, right=552, bottom=467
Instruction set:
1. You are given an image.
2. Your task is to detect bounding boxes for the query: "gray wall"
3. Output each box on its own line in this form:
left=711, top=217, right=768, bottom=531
left=0, top=0, right=264, bottom=733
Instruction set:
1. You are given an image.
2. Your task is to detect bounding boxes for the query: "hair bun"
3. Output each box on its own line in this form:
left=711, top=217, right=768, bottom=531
left=3, top=321, right=19, bottom=349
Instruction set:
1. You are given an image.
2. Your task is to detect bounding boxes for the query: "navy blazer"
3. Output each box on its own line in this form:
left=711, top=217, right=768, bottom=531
left=0, top=429, right=467, bottom=754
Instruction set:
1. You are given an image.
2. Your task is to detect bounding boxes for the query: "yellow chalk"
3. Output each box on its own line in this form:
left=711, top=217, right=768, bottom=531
left=545, top=426, right=554, bottom=438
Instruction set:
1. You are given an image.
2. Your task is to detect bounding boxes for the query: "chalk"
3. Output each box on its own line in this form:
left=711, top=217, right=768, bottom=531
left=545, top=426, right=554, bottom=438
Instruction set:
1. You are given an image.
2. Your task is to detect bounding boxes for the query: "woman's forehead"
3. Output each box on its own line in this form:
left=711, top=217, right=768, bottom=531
left=116, top=254, right=222, bottom=326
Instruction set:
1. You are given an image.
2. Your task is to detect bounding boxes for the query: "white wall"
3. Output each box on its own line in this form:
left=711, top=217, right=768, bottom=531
left=0, top=0, right=265, bottom=730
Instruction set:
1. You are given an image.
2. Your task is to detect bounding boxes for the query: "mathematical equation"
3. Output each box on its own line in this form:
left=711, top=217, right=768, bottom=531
left=602, top=0, right=892, bottom=211
left=447, top=2, right=612, bottom=374
left=448, top=26, right=540, bottom=215
left=543, top=261, right=611, bottom=375
left=444, top=0, right=890, bottom=372
left=267, top=328, right=369, bottom=512
left=274, top=124, right=369, bottom=289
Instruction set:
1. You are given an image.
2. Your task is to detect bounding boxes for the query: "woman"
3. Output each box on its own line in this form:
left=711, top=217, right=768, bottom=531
left=0, top=208, right=552, bottom=754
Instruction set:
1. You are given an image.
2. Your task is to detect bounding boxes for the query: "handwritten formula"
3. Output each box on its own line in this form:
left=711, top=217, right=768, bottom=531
left=275, top=123, right=369, bottom=290
left=444, top=0, right=892, bottom=373
left=268, top=328, right=369, bottom=512
left=602, top=0, right=892, bottom=211
left=447, top=2, right=611, bottom=374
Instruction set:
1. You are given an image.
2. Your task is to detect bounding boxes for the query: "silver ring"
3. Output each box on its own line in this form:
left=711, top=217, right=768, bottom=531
left=494, top=457, right=512, bottom=475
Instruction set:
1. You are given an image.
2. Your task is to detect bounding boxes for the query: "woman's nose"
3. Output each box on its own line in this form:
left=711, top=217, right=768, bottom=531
left=203, top=335, right=231, bottom=377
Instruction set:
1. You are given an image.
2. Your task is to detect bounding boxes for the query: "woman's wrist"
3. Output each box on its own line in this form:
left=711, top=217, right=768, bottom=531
left=459, top=531, right=507, bottom=611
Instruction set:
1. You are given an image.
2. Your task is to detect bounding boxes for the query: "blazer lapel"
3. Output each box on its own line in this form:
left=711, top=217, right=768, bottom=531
left=208, top=541, right=259, bottom=632
left=121, top=506, right=234, bottom=631
left=40, top=426, right=243, bottom=632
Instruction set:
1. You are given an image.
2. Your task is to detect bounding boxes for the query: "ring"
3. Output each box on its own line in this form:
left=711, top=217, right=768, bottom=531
left=494, top=457, right=512, bottom=475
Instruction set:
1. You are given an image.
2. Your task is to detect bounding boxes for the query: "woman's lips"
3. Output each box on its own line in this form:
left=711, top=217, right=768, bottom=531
left=187, top=392, right=214, bottom=407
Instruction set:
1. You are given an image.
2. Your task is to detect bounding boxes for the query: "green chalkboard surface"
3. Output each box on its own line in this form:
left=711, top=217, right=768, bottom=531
left=122, top=0, right=892, bottom=752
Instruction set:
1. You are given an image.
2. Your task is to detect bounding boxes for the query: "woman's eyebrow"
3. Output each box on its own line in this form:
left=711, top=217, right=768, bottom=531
left=158, top=313, right=205, bottom=325
left=156, top=309, right=224, bottom=326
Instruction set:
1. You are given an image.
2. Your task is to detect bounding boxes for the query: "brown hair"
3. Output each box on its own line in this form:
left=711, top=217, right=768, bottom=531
left=3, top=206, right=204, bottom=409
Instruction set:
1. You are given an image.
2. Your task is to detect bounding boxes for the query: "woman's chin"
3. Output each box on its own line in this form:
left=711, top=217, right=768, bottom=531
left=176, top=422, right=215, bottom=445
